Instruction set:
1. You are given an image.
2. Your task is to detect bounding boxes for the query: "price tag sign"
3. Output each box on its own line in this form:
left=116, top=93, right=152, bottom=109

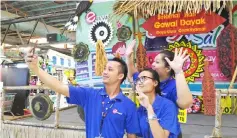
left=178, top=109, right=187, bottom=123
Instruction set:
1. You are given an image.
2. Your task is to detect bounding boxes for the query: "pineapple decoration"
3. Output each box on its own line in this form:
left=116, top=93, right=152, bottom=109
left=135, top=18, right=147, bottom=71
left=95, top=40, right=108, bottom=76
left=202, top=60, right=216, bottom=116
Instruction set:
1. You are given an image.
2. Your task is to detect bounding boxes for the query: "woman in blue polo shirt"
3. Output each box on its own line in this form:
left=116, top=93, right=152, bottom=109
left=126, top=40, right=193, bottom=137
left=135, top=68, right=180, bottom=138
left=126, top=40, right=192, bottom=109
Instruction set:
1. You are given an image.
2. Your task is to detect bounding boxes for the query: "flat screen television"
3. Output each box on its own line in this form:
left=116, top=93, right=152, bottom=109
left=1, top=66, right=30, bottom=116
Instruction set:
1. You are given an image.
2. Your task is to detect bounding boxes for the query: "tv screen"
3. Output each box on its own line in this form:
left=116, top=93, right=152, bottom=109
left=1, top=67, right=30, bottom=116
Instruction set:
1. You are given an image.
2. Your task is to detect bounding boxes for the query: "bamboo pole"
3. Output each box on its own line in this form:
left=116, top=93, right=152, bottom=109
left=3, top=120, right=85, bottom=130
left=0, top=82, right=3, bottom=132
left=216, top=89, right=237, bottom=94
left=54, top=93, right=61, bottom=128
left=1, top=89, right=5, bottom=122
left=211, top=90, right=222, bottom=138
left=3, top=86, right=51, bottom=90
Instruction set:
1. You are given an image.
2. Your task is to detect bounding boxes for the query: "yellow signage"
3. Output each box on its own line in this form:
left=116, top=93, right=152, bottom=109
left=178, top=109, right=187, bottom=123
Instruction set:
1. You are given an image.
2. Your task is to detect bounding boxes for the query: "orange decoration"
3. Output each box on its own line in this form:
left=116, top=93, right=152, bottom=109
left=202, top=60, right=216, bottom=116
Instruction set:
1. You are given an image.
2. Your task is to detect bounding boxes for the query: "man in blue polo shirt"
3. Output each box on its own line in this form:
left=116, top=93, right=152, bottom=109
left=25, top=48, right=140, bottom=138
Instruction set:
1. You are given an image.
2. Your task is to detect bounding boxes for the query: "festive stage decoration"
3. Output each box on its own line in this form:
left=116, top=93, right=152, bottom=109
left=142, top=10, right=226, bottom=37
left=95, top=40, right=108, bottom=76
left=89, top=20, right=113, bottom=47
left=168, top=41, right=205, bottom=83
left=217, top=24, right=237, bottom=79
left=65, top=0, right=93, bottom=31
left=116, top=25, right=132, bottom=41
left=72, top=42, right=90, bottom=62
left=112, top=41, right=126, bottom=57
left=202, top=60, right=216, bottom=116
left=135, top=20, right=148, bottom=71
left=113, top=1, right=232, bottom=19
left=187, top=96, right=202, bottom=114
left=85, top=10, right=96, bottom=24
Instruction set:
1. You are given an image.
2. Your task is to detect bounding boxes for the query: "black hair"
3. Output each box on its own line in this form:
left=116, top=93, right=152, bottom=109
left=111, top=57, right=128, bottom=84
left=159, top=50, right=175, bottom=77
left=141, top=68, right=161, bottom=95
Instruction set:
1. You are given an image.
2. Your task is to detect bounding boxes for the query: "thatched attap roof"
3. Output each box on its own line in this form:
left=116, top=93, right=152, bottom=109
left=113, top=0, right=233, bottom=19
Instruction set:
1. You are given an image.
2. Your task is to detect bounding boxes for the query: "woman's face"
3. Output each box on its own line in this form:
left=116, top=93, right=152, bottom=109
left=136, top=71, right=157, bottom=94
left=151, top=54, right=170, bottom=77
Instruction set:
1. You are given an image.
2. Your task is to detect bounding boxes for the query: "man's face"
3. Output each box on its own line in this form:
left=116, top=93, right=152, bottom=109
left=102, top=61, right=124, bottom=84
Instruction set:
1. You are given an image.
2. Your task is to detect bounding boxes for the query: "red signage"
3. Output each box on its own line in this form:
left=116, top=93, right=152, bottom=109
left=142, top=10, right=226, bottom=37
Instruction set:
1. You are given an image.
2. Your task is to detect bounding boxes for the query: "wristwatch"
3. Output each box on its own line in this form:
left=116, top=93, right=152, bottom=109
left=147, top=114, right=158, bottom=120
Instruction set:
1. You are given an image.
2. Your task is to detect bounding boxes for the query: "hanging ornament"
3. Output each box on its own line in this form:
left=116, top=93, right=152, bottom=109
left=72, top=42, right=90, bottom=62
left=202, top=60, right=216, bottom=116
left=89, top=20, right=113, bottom=46
left=85, top=10, right=96, bottom=24
left=116, top=25, right=132, bottom=42
left=95, top=40, right=108, bottom=76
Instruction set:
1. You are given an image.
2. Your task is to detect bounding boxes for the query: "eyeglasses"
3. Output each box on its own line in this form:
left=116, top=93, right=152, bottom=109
left=135, top=76, right=154, bottom=84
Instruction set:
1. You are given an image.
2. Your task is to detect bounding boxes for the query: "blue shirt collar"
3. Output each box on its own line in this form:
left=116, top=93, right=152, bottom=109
left=100, top=87, right=124, bottom=101
left=160, top=76, right=173, bottom=85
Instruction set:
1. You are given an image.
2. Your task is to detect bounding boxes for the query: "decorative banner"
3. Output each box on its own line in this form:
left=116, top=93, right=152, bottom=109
left=145, top=31, right=156, bottom=39
left=195, top=49, right=229, bottom=82
left=142, top=10, right=226, bottom=37
left=217, top=24, right=237, bottom=79
left=89, top=20, right=113, bottom=46
left=168, top=41, right=205, bottom=83
left=166, top=25, right=225, bottom=48
left=112, top=42, right=126, bottom=57
left=86, top=10, right=96, bottom=24
left=116, top=25, right=132, bottom=41
left=72, top=42, right=90, bottom=62
left=145, top=36, right=168, bottom=51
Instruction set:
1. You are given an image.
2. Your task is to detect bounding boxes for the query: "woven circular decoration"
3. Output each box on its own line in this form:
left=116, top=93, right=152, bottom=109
left=89, top=20, right=113, bottom=46
left=116, top=25, right=132, bottom=41
left=72, top=42, right=90, bottom=62
left=30, top=94, right=53, bottom=121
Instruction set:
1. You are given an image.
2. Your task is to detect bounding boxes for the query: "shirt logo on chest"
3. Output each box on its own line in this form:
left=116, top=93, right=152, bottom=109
left=113, top=109, right=123, bottom=115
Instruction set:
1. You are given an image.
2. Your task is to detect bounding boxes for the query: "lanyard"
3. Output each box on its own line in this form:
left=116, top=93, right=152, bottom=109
left=99, top=96, right=115, bottom=137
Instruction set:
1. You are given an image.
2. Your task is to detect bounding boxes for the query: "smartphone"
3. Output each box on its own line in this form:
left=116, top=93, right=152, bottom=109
left=33, top=40, right=38, bottom=55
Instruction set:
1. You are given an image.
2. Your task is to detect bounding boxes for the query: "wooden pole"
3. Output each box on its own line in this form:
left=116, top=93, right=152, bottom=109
left=54, top=93, right=61, bottom=128
left=211, top=90, right=222, bottom=138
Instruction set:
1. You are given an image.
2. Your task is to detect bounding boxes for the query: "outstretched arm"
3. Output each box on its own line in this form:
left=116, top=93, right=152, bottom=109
left=25, top=48, right=69, bottom=97
left=165, top=48, right=193, bottom=109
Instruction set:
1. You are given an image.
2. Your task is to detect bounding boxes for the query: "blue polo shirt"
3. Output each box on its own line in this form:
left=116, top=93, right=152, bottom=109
left=137, top=95, right=180, bottom=138
left=66, top=86, right=140, bottom=138
left=133, top=72, right=181, bottom=133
